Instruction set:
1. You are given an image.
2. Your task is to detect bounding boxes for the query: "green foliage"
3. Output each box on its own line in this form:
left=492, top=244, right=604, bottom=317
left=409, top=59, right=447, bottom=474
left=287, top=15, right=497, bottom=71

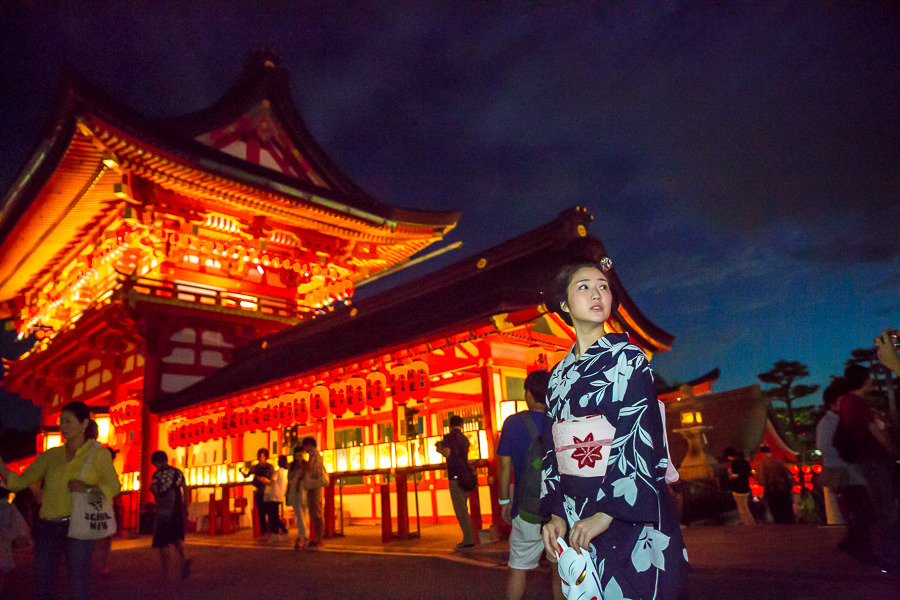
left=758, top=360, right=820, bottom=428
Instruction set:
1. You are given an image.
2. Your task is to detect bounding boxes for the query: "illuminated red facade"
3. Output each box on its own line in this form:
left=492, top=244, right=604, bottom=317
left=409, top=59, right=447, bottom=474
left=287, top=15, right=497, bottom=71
left=1, top=54, right=676, bottom=536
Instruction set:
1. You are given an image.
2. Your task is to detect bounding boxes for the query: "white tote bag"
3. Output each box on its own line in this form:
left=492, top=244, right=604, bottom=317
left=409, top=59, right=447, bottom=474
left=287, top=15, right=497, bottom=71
left=68, top=442, right=117, bottom=540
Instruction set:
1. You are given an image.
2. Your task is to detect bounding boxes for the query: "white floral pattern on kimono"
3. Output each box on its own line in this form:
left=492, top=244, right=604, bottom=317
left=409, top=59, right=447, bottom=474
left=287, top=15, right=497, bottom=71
left=541, top=333, right=688, bottom=600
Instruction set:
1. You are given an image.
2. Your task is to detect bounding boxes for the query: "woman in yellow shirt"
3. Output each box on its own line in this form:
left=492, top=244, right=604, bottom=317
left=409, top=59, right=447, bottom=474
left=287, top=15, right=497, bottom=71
left=0, top=400, right=121, bottom=600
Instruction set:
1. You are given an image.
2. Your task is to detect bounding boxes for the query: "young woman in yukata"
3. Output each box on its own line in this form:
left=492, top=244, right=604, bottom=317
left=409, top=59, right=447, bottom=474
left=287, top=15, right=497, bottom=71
left=540, top=260, right=688, bottom=600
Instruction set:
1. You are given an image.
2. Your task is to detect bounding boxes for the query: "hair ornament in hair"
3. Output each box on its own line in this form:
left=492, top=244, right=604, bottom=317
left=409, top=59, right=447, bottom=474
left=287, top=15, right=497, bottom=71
left=599, top=257, right=612, bottom=272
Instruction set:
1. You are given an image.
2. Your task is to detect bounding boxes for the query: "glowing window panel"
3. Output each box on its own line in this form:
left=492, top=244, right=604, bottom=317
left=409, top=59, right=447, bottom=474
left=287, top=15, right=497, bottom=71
left=363, top=445, right=376, bottom=470
left=43, top=433, right=62, bottom=450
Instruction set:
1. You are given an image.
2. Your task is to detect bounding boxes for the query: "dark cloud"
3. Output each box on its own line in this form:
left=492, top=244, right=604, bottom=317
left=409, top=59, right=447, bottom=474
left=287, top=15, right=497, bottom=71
left=1, top=3, right=898, bottom=393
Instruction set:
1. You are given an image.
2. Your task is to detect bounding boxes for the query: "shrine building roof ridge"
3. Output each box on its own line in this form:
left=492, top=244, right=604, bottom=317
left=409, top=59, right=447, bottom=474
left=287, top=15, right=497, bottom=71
left=155, top=206, right=675, bottom=414
left=0, top=51, right=460, bottom=247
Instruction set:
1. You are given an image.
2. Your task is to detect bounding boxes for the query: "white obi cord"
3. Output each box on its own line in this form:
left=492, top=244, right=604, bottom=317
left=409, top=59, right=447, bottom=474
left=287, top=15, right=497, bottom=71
left=552, top=415, right=616, bottom=477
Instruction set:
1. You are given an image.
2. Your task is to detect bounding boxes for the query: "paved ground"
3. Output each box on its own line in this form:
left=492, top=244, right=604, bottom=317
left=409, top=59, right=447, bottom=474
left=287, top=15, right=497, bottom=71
left=3, top=522, right=899, bottom=599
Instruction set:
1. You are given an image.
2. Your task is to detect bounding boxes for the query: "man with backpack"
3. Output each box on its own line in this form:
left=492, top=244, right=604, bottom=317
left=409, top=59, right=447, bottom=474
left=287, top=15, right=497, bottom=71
left=497, top=369, right=563, bottom=600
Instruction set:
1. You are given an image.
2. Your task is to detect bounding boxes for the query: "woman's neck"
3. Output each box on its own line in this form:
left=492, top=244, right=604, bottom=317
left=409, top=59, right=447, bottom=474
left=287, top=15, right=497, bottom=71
left=573, top=321, right=606, bottom=360
left=65, top=435, right=87, bottom=453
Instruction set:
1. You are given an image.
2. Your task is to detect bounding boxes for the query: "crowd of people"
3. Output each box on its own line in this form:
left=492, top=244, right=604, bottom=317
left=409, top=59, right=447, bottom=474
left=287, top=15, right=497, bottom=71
left=812, top=330, right=900, bottom=572
left=239, top=436, right=330, bottom=550
left=0, top=262, right=895, bottom=600
left=0, top=400, right=330, bottom=599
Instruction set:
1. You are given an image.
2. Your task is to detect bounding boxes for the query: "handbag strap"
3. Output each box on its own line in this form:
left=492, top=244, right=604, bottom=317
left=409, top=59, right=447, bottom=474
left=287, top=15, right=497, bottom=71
left=77, top=441, right=101, bottom=480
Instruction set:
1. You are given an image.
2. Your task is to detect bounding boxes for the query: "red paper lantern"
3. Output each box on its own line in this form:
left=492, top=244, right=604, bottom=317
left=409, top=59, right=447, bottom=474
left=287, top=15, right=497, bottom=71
left=293, top=391, right=310, bottom=425
left=390, top=365, right=409, bottom=406
left=167, top=425, right=177, bottom=448
left=310, top=385, right=329, bottom=420
left=330, top=381, right=347, bottom=417
left=251, top=406, right=262, bottom=431
left=346, top=377, right=366, bottom=415
left=261, top=402, right=276, bottom=430
left=278, top=400, right=293, bottom=427
left=407, top=361, right=430, bottom=402
left=365, top=371, right=387, bottom=410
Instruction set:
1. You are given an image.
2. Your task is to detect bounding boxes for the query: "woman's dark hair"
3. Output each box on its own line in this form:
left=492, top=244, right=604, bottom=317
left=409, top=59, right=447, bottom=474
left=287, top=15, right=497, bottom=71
left=552, top=262, right=619, bottom=326
left=822, top=378, right=849, bottom=408
left=257, top=448, right=270, bottom=459
left=278, top=455, right=288, bottom=469
left=301, top=436, right=317, bottom=448
left=843, top=364, right=870, bottom=391
left=85, top=419, right=99, bottom=440
left=723, top=447, right=743, bottom=459
left=61, top=401, right=91, bottom=424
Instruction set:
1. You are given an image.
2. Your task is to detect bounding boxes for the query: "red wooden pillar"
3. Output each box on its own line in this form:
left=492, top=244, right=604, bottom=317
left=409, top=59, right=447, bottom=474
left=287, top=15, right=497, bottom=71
left=139, top=326, right=165, bottom=508
left=469, top=486, right=483, bottom=544
left=208, top=495, right=218, bottom=536
left=395, top=469, right=409, bottom=537
left=323, top=482, right=335, bottom=538
left=478, top=351, right=501, bottom=530
left=380, top=484, right=392, bottom=543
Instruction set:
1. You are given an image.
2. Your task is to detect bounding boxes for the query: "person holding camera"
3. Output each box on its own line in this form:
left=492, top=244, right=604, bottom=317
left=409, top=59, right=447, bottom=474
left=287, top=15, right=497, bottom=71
left=837, top=363, right=900, bottom=571
left=436, top=415, right=476, bottom=550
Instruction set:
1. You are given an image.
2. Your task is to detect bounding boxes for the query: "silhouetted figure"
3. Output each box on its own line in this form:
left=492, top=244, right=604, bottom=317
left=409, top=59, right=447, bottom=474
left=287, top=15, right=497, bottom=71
left=724, top=447, right=755, bottom=526
left=755, top=446, right=795, bottom=524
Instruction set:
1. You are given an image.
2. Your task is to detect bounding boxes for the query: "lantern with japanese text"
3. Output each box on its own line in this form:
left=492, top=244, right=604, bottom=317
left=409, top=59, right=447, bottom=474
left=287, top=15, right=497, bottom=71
left=346, top=377, right=366, bottom=415
left=250, top=406, right=262, bottom=431
left=261, top=402, right=276, bottom=430
left=390, top=365, right=410, bottom=406
left=365, top=371, right=387, bottom=410
left=293, top=391, right=310, bottom=425
left=173, top=423, right=185, bottom=447
left=188, top=423, right=196, bottom=445
left=329, top=381, right=347, bottom=417
left=167, top=425, right=178, bottom=448
left=278, top=399, right=293, bottom=427
left=525, top=345, right=550, bottom=374
left=407, top=361, right=430, bottom=402
left=310, top=385, right=329, bottom=421
left=237, top=408, right=251, bottom=434
left=214, top=416, right=226, bottom=439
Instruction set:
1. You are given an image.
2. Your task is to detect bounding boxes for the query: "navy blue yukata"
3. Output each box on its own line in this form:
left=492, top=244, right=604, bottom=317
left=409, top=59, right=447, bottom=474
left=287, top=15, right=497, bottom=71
left=542, top=333, right=688, bottom=600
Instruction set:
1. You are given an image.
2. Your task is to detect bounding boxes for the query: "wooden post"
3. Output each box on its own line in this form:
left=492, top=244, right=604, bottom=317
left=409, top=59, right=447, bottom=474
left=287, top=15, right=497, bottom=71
left=380, top=483, right=392, bottom=543
left=395, top=469, right=409, bottom=537
left=478, top=354, right=501, bottom=532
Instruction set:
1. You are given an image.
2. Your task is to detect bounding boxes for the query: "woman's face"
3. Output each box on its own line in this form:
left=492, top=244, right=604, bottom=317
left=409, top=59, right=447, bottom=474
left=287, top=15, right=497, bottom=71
left=561, top=266, right=613, bottom=327
left=59, top=410, right=87, bottom=442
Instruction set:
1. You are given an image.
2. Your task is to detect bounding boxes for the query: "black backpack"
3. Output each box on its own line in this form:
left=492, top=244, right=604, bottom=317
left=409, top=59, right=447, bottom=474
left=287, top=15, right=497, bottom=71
left=515, top=412, right=544, bottom=524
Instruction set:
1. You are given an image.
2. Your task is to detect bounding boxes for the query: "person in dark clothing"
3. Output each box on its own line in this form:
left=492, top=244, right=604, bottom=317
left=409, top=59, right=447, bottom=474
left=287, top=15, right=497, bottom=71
left=724, top=447, right=755, bottom=526
left=240, top=448, right=276, bottom=542
left=436, top=415, right=474, bottom=550
left=755, top=446, right=795, bottom=524
left=837, top=364, right=900, bottom=569
left=816, top=379, right=875, bottom=564
left=149, top=450, right=190, bottom=581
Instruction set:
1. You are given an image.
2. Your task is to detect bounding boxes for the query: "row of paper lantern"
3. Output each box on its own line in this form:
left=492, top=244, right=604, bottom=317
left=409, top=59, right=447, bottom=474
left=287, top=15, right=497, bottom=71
left=110, top=398, right=141, bottom=428
left=167, top=361, right=430, bottom=447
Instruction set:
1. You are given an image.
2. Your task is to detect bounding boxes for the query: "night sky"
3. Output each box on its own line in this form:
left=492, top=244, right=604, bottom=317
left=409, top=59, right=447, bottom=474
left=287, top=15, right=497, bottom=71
left=1, top=4, right=898, bottom=427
